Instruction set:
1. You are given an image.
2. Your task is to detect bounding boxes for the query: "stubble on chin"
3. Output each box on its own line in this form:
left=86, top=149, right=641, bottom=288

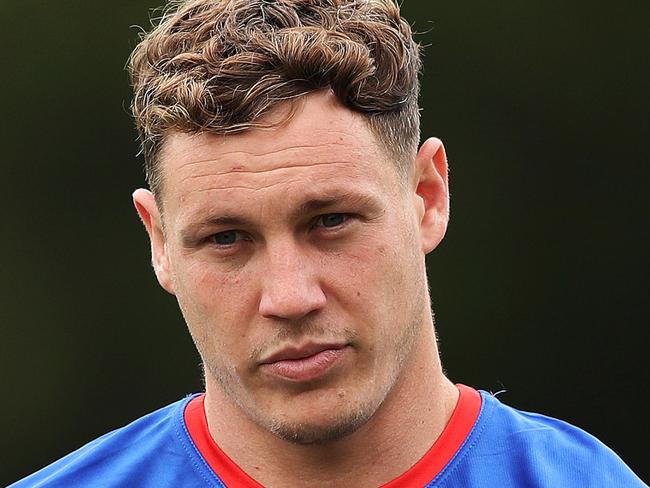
left=198, top=297, right=425, bottom=446
left=201, top=357, right=372, bottom=444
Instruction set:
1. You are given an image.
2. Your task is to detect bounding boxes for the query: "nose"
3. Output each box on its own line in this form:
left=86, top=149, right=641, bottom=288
left=258, top=242, right=327, bottom=321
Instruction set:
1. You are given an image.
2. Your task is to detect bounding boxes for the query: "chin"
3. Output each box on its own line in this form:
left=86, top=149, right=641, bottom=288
left=266, top=405, right=374, bottom=445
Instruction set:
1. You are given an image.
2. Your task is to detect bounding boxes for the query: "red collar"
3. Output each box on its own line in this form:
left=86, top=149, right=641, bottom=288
left=184, top=384, right=481, bottom=487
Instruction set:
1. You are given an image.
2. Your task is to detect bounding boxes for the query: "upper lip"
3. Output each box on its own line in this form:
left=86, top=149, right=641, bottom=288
left=259, top=342, right=348, bottom=364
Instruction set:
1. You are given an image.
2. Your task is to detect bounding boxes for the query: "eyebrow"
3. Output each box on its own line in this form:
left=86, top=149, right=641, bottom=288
left=180, top=191, right=382, bottom=243
left=290, top=192, right=381, bottom=221
left=180, top=215, right=252, bottom=245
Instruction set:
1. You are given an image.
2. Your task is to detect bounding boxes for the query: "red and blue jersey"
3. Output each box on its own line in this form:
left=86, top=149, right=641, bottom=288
left=11, top=385, right=646, bottom=487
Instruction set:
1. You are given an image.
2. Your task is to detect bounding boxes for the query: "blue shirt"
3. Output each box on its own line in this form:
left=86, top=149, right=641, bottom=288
left=11, top=387, right=646, bottom=487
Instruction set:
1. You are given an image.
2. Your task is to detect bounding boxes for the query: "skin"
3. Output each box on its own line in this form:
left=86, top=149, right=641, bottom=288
left=134, top=91, right=458, bottom=487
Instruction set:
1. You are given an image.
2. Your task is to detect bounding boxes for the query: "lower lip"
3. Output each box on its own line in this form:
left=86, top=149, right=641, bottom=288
left=261, top=348, right=347, bottom=382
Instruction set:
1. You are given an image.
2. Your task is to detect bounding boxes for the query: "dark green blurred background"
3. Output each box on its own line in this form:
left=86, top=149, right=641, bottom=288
left=2, top=0, right=648, bottom=484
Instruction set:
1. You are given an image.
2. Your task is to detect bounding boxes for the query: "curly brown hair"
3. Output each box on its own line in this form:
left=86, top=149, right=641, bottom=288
left=128, top=0, right=422, bottom=196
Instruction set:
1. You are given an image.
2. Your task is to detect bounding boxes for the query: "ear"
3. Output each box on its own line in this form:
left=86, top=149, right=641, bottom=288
left=413, top=137, right=449, bottom=254
left=132, top=189, right=175, bottom=294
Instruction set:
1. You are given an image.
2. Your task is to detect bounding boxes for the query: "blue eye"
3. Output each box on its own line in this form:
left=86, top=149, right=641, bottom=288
left=318, top=214, right=348, bottom=228
left=211, top=230, right=240, bottom=245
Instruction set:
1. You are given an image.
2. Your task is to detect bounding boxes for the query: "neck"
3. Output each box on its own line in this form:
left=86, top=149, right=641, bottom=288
left=203, top=323, right=458, bottom=488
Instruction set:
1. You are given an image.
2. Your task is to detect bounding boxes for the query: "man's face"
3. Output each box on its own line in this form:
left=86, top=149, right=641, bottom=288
left=136, top=92, right=448, bottom=444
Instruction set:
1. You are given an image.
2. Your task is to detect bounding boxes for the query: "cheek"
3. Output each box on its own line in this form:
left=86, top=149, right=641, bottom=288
left=337, top=227, right=424, bottom=333
left=325, top=240, right=413, bottom=312
left=171, top=258, right=259, bottom=347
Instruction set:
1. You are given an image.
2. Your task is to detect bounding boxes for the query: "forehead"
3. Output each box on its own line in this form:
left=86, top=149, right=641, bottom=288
left=157, top=92, right=400, bottom=222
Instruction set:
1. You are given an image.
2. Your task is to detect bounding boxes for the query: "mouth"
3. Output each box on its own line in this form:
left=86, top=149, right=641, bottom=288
left=258, top=343, right=349, bottom=382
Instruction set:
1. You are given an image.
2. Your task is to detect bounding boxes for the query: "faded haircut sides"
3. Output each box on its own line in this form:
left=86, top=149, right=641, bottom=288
left=128, top=0, right=422, bottom=197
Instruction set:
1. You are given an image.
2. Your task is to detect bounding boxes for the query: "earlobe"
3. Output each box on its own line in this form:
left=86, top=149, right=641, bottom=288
left=413, top=137, right=450, bottom=254
left=132, top=189, right=175, bottom=294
